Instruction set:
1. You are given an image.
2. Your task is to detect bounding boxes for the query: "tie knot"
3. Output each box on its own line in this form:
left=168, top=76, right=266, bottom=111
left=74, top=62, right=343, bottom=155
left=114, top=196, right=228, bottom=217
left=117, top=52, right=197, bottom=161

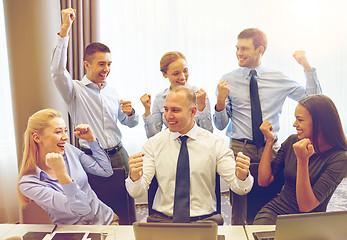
left=249, top=70, right=257, bottom=77
left=179, top=135, right=188, bottom=143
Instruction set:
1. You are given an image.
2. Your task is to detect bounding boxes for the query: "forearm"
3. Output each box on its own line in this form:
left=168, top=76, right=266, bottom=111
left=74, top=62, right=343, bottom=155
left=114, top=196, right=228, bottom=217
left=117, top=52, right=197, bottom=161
left=195, top=101, right=213, bottom=133
left=119, top=109, right=139, bottom=128
left=143, top=113, right=161, bottom=138
left=51, top=36, right=74, bottom=103
left=144, top=106, right=151, bottom=117
left=125, top=176, right=147, bottom=198
left=215, top=96, right=226, bottom=112
left=81, top=140, right=113, bottom=176
left=296, top=162, right=320, bottom=212
left=213, top=108, right=229, bottom=130
left=56, top=172, right=73, bottom=185
left=304, top=68, right=322, bottom=95
left=258, top=141, right=275, bottom=187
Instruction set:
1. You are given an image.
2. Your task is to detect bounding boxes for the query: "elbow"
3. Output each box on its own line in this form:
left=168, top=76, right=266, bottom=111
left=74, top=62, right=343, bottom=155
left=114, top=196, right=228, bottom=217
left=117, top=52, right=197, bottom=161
left=213, top=122, right=224, bottom=131
left=298, top=201, right=318, bottom=213
left=298, top=205, right=313, bottom=213
left=257, top=177, right=270, bottom=187
left=71, top=204, right=92, bottom=216
left=104, top=170, right=113, bottom=177
left=258, top=180, right=269, bottom=187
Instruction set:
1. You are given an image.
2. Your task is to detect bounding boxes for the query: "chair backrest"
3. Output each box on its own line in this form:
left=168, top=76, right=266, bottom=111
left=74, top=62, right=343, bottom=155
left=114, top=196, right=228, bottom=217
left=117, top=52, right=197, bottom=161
left=87, top=168, right=136, bottom=225
left=148, top=173, right=222, bottom=216
left=246, top=163, right=285, bottom=223
left=21, top=201, right=54, bottom=224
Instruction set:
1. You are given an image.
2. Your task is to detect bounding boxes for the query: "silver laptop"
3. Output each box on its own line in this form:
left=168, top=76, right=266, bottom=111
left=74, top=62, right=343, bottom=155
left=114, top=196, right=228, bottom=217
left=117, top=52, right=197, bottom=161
left=275, top=211, right=347, bottom=240
left=253, top=211, right=347, bottom=240
left=133, top=222, right=220, bottom=240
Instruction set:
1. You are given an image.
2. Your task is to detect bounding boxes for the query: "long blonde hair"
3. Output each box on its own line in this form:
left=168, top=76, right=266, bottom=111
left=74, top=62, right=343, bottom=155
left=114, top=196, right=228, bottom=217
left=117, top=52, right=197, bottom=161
left=17, top=109, right=62, bottom=207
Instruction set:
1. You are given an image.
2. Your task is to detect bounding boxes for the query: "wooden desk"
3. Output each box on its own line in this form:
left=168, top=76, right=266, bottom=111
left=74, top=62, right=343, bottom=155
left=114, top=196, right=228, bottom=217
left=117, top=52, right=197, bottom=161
left=219, top=225, right=247, bottom=240
left=0, top=224, right=16, bottom=239
left=0, top=224, right=249, bottom=240
left=244, top=225, right=276, bottom=240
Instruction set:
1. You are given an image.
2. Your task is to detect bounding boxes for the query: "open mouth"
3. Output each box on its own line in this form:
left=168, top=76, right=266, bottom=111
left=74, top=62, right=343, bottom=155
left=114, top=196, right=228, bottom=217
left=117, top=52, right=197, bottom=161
left=168, top=121, right=177, bottom=125
left=57, top=143, right=66, bottom=151
left=176, top=80, right=186, bottom=85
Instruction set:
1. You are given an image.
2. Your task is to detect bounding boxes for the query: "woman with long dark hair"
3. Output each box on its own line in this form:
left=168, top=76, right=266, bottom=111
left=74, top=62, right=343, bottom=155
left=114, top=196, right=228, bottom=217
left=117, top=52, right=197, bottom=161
left=254, top=94, right=347, bottom=224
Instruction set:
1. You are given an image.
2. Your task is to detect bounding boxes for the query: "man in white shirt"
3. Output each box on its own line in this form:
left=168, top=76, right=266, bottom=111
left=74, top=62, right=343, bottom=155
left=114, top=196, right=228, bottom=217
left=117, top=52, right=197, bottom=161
left=126, top=86, right=253, bottom=224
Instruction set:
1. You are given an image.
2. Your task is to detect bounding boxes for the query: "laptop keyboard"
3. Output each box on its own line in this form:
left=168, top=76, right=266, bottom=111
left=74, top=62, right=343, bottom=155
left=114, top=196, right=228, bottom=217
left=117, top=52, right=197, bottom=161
left=252, top=231, right=275, bottom=240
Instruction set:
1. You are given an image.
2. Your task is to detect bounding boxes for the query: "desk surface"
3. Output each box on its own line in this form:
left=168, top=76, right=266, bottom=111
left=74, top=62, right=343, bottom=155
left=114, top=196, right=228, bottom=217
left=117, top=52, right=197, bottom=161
left=0, top=224, right=271, bottom=240
left=0, top=224, right=16, bottom=239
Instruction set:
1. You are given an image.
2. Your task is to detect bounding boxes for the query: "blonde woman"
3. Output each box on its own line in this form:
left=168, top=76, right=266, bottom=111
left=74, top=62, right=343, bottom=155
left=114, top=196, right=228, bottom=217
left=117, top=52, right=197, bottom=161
left=140, top=51, right=213, bottom=138
left=17, top=109, right=118, bottom=225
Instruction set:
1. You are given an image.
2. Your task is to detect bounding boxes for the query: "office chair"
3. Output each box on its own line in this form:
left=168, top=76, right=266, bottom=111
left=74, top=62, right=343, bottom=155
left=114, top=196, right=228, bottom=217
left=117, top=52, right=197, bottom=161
left=244, top=163, right=285, bottom=224
left=148, top=173, right=222, bottom=221
left=21, top=201, right=54, bottom=224
left=87, top=168, right=137, bottom=225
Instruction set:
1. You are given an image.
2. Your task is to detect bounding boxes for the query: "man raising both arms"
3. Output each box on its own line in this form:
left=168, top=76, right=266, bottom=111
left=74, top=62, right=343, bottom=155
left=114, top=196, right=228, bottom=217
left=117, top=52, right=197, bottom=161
left=214, top=28, right=322, bottom=225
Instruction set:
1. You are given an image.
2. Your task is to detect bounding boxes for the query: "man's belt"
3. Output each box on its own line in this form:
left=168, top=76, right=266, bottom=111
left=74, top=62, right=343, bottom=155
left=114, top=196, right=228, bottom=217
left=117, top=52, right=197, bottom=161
left=80, top=143, right=123, bottom=156
left=152, top=210, right=218, bottom=222
left=233, top=137, right=277, bottom=146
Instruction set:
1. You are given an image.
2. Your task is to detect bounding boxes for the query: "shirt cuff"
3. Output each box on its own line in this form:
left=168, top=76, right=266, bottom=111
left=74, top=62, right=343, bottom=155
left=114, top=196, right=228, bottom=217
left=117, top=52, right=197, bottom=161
left=235, top=174, right=254, bottom=194
left=304, top=67, right=317, bottom=79
left=214, top=107, right=227, bottom=118
left=55, top=34, right=69, bottom=48
left=125, top=176, right=145, bottom=198
left=142, top=113, right=153, bottom=124
left=87, top=139, right=102, bottom=150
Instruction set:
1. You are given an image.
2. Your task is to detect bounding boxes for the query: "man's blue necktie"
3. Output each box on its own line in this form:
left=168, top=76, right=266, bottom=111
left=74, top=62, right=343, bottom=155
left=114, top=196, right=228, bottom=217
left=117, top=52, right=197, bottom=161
left=249, top=70, right=265, bottom=148
left=173, top=135, right=190, bottom=223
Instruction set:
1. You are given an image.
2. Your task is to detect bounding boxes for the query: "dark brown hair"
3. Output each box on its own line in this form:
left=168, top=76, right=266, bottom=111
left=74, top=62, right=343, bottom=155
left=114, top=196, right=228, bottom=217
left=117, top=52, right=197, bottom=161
left=84, top=42, right=111, bottom=62
left=299, top=94, right=347, bottom=152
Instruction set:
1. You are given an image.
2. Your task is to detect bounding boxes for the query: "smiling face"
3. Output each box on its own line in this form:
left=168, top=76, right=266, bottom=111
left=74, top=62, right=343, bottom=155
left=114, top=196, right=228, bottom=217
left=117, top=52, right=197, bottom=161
left=293, top=104, right=313, bottom=141
left=236, top=38, right=263, bottom=69
left=164, top=91, right=196, bottom=134
left=84, top=52, right=112, bottom=87
left=33, top=117, right=69, bottom=156
left=163, top=58, right=189, bottom=89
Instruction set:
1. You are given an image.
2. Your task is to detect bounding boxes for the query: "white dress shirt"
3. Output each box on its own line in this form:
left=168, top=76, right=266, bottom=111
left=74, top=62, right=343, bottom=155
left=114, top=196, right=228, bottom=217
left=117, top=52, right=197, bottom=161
left=126, top=124, right=253, bottom=217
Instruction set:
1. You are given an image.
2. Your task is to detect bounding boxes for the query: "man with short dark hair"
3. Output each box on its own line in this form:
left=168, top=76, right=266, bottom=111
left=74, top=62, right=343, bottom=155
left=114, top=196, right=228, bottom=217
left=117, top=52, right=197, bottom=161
left=214, top=28, right=322, bottom=225
left=126, top=86, right=253, bottom=225
left=51, top=8, right=139, bottom=173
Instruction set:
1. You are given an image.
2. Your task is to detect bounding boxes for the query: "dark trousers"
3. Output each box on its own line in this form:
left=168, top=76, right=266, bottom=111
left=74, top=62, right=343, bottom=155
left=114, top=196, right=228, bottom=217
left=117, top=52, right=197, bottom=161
left=109, top=146, right=130, bottom=176
left=230, top=139, right=281, bottom=225
left=81, top=143, right=130, bottom=176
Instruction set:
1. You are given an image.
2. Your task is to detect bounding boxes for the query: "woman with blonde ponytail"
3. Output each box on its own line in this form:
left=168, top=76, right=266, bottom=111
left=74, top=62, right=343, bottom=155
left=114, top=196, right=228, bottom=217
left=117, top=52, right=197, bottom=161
left=17, top=109, right=119, bottom=225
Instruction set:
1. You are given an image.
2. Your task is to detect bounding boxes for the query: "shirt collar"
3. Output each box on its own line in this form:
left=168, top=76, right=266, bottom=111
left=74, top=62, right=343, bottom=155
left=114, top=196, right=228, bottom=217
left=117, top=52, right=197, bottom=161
left=81, top=75, right=107, bottom=89
left=170, top=121, right=198, bottom=141
left=241, top=64, right=265, bottom=78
